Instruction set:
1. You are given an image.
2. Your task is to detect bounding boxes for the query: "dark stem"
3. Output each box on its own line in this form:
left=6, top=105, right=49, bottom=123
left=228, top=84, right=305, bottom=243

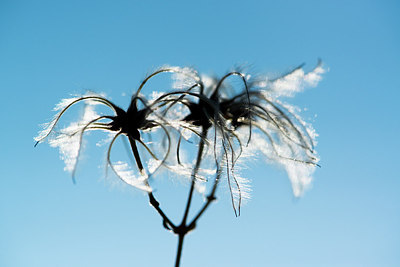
left=175, top=234, right=185, bottom=267
left=188, top=165, right=221, bottom=229
left=174, top=128, right=208, bottom=266
left=128, top=136, right=144, bottom=173
left=180, top=128, right=207, bottom=226
left=148, top=192, right=176, bottom=230
left=173, top=152, right=221, bottom=266
left=145, top=127, right=220, bottom=267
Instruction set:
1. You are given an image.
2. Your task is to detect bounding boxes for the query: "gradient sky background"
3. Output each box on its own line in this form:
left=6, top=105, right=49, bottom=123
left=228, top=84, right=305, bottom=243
left=1, top=1, right=399, bottom=266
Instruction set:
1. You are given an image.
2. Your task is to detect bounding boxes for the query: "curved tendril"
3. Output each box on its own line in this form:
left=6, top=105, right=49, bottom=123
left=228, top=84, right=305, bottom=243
left=136, top=121, right=172, bottom=177
left=83, top=125, right=115, bottom=132
left=132, top=97, right=174, bottom=147
left=129, top=98, right=188, bottom=175
left=106, top=132, right=124, bottom=179
left=150, top=98, right=191, bottom=118
left=252, top=103, right=313, bottom=152
left=244, top=92, right=313, bottom=149
left=213, top=121, right=219, bottom=168
left=107, top=133, right=151, bottom=190
left=225, top=132, right=242, bottom=216
left=176, top=134, right=182, bottom=165
left=214, top=72, right=245, bottom=94
left=246, top=62, right=312, bottom=89
left=70, top=115, right=110, bottom=180
left=139, top=90, right=215, bottom=147
left=121, top=135, right=137, bottom=169
left=35, top=96, right=118, bottom=146
left=252, top=106, right=309, bottom=150
left=160, top=83, right=203, bottom=115
left=221, top=132, right=241, bottom=217
left=131, top=95, right=149, bottom=106
left=153, top=122, right=171, bottom=172
left=132, top=95, right=166, bottom=124
left=268, top=63, right=306, bottom=83
left=136, top=139, right=159, bottom=161
left=227, top=129, right=243, bottom=168
left=264, top=60, right=321, bottom=86
left=256, top=93, right=315, bottom=151
left=210, top=121, right=239, bottom=202
left=224, top=131, right=240, bottom=193
left=132, top=95, right=171, bottom=126
left=207, top=107, right=238, bottom=170
left=213, top=72, right=252, bottom=145
left=178, top=123, right=209, bottom=145
left=251, top=121, right=319, bottom=167
left=261, top=102, right=312, bottom=149
left=148, top=83, right=202, bottom=111
left=133, top=68, right=204, bottom=105
left=136, top=69, right=175, bottom=98
left=153, top=91, right=221, bottom=115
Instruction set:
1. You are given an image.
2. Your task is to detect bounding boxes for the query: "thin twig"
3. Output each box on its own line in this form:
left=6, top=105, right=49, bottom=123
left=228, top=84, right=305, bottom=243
left=173, top=128, right=208, bottom=266
left=180, top=128, right=208, bottom=226
left=148, top=192, right=176, bottom=231
left=188, top=170, right=221, bottom=229
left=175, top=234, right=185, bottom=267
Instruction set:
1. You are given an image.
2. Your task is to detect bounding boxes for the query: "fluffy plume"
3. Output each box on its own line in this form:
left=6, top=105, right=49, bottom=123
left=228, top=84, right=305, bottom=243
left=35, top=63, right=325, bottom=209
left=42, top=99, right=100, bottom=174
left=254, top=62, right=325, bottom=98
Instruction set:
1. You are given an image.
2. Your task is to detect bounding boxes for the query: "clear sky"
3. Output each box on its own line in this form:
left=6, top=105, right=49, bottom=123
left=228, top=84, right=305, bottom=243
left=1, top=0, right=399, bottom=266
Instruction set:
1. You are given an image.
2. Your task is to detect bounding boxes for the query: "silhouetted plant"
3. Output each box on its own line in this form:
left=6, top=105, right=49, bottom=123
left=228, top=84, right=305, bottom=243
left=35, top=63, right=324, bottom=266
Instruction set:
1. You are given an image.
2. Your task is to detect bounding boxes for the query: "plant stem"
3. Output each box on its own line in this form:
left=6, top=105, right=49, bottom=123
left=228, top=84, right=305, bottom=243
left=175, top=234, right=185, bottom=267
left=180, top=129, right=207, bottom=226
left=174, top=166, right=221, bottom=266
left=174, top=128, right=207, bottom=266
left=147, top=127, right=222, bottom=266
left=188, top=169, right=220, bottom=229
left=148, top=192, right=175, bottom=230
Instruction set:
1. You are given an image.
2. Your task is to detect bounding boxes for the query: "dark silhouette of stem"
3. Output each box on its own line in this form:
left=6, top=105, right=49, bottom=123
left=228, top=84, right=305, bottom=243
left=174, top=128, right=207, bottom=266
left=175, top=234, right=185, bottom=267
left=188, top=170, right=220, bottom=229
left=146, top=127, right=222, bottom=267
left=173, top=165, right=221, bottom=267
left=181, top=130, right=206, bottom=225
left=148, top=193, right=175, bottom=230
left=128, top=136, right=144, bottom=173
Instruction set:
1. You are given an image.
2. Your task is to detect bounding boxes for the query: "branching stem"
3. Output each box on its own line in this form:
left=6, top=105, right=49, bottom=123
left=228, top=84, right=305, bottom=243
left=180, top=129, right=207, bottom=225
left=148, top=192, right=176, bottom=230
left=146, top=125, right=225, bottom=266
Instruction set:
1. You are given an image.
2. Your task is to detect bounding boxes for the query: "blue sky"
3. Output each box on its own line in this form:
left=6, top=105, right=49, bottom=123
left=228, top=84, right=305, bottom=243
left=1, top=0, right=399, bottom=266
